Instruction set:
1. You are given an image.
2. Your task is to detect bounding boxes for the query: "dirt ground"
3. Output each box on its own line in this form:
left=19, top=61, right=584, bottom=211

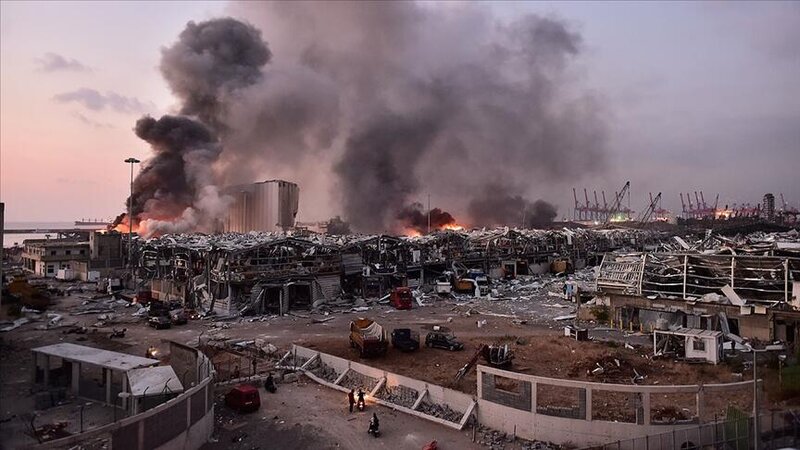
left=0, top=287, right=792, bottom=447
left=206, top=378, right=485, bottom=450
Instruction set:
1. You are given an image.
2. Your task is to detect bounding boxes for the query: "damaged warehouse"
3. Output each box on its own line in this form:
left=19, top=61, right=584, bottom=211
left=131, top=227, right=666, bottom=316
left=593, top=249, right=800, bottom=344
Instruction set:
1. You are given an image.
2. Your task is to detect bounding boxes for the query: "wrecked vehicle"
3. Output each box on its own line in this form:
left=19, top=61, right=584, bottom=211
left=350, top=318, right=388, bottom=357
left=425, top=327, right=464, bottom=351
left=148, top=315, right=171, bottom=329
left=225, top=384, right=261, bottom=413
left=169, top=309, right=188, bottom=325
left=391, top=328, right=420, bottom=352
left=434, top=274, right=452, bottom=296
left=481, top=344, right=514, bottom=368
left=390, top=287, right=413, bottom=310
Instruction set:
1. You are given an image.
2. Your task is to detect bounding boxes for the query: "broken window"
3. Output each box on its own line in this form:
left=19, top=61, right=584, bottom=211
left=50, top=250, right=56, bottom=256
left=66, top=250, right=71, bottom=256
left=692, top=338, right=705, bottom=351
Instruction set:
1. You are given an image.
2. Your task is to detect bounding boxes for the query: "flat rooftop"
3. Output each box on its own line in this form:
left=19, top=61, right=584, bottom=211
left=126, top=366, right=184, bottom=397
left=33, top=343, right=158, bottom=371
left=655, top=327, right=723, bottom=338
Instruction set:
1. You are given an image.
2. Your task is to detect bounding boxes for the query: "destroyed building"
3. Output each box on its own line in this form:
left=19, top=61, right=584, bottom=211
left=133, top=227, right=665, bottom=316
left=593, top=230, right=800, bottom=345
left=221, top=180, right=300, bottom=233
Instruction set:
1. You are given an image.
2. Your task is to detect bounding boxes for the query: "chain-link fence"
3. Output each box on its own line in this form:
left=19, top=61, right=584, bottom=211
left=582, top=410, right=800, bottom=450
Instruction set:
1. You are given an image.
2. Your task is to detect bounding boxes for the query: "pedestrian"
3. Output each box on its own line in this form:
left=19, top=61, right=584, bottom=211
left=357, top=388, right=366, bottom=410
left=252, top=358, right=257, bottom=376
left=348, top=389, right=355, bottom=413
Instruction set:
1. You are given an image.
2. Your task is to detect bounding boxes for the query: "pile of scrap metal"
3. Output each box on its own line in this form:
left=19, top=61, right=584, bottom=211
left=660, top=229, right=800, bottom=256
left=130, top=227, right=669, bottom=316
left=598, top=251, right=798, bottom=304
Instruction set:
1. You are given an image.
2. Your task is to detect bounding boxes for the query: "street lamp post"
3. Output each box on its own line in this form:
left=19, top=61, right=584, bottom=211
left=124, top=157, right=140, bottom=286
left=745, top=344, right=763, bottom=450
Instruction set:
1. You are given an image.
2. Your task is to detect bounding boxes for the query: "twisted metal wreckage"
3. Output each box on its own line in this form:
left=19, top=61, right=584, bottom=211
left=131, top=228, right=667, bottom=315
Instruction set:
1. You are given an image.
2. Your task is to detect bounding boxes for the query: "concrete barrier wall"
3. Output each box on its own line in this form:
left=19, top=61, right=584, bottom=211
left=292, top=345, right=475, bottom=429
left=29, top=347, right=215, bottom=450
left=477, top=365, right=756, bottom=448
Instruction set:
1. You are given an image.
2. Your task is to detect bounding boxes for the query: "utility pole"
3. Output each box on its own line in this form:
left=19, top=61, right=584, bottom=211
left=124, top=158, right=140, bottom=286
left=427, top=194, right=431, bottom=235
left=753, top=348, right=759, bottom=450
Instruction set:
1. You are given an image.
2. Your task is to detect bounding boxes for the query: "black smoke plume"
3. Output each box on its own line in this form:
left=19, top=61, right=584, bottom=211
left=125, top=18, right=270, bottom=236
left=468, top=183, right=558, bottom=228
left=127, top=5, right=607, bottom=235
left=228, top=3, right=606, bottom=231
left=160, top=17, right=271, bottom=130
left=397, top=202, right=457, bottom=235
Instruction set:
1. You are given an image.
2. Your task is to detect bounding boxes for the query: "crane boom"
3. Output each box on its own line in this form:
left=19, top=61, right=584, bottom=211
left=603, top=181, right=630, bottom=225
left=637, top=192, right=662, bottom=224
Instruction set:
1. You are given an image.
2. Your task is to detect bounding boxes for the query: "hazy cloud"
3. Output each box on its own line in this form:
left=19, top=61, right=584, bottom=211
left=54, top=88, right=153, bottom=114
left=72, top=112, right=113, bottom=129
left=35, top=52, right=91, bottom=72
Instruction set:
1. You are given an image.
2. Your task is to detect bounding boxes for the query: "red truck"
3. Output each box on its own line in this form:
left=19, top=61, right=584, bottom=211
left=350, top=318, right=389, bottom=357
left=390, top=287, right=414, bottom=310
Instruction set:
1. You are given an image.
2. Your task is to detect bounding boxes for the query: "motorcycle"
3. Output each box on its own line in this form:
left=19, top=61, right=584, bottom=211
left=357, top=389, right=366, bottom=411
left=367, top=414, right=380, bottom=438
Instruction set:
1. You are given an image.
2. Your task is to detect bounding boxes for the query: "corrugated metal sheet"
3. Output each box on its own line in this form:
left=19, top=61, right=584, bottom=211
left=314, top=274, right=341, bottom=302
left=341, top=253, right=363, bottom=275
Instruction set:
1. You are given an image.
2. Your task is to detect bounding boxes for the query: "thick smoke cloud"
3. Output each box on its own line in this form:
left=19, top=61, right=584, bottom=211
left=160, top=17, right=271, bottom=130
left=227, top=2, right=606, bottom=232
left=468, top=183, right=558, bottom=228
left=129, top=115, right=229, bottom=235
left=125, top=4, right=606, bottom=235
left=397, top=203, right=457, bottom=235
left=124, top=18, right=269, bottom=236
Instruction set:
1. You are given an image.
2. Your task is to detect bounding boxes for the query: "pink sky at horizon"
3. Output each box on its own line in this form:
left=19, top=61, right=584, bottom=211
left=1, top=1, right=225, bottom=222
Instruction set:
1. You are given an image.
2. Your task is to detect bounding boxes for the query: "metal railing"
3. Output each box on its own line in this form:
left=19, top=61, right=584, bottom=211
left=581, top=410, right=800, bottom=450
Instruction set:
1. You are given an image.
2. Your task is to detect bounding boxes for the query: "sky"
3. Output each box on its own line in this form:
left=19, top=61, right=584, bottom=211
left=1, top=1, right=798, bottom=222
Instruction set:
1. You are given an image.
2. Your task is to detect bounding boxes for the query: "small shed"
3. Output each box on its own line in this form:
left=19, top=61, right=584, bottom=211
left=653, top=328, right=724, bottom=364
left=125, top=366, right=184, bottom=414
left=32, top=343, right=159, bottom=405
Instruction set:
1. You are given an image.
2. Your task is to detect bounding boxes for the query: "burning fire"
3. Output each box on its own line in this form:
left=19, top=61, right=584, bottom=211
left=442, top=223, right=464, bottom=231
left=111, top=213, right=146, bottom=235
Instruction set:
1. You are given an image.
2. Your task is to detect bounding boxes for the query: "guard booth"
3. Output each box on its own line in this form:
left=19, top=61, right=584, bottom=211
left=653, top=328, right=724, bottom=364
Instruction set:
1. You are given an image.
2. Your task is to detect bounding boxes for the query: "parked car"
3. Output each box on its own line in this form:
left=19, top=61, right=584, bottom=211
left=425, top=330, right=464, bottom=351
left=148, top=315, right=171, bottom=329
left=391, top=328, right=420, bottom=352
left=169, top=309, right=188, bottom=325
left=225, top=384, right=260, bottom=413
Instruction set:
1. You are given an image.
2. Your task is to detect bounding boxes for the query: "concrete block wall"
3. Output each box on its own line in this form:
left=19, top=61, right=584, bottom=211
left=476, top=365, right=757, bottom=448
left=292, top=345, right=475, bottom=429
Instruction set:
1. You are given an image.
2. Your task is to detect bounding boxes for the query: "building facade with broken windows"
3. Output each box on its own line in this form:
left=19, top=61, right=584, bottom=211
left=593, top=250, right=800, bottom=345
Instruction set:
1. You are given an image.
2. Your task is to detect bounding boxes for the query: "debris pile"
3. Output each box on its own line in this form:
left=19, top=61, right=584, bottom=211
left=376, top=384, right=418, bottom=409
left=475, top=425, right=560, bottom=450
left=417, top=400, right=463, bottom=423
left=338, top=371, right=378, bottom=393
left=306, top=359, right=338, bottom=383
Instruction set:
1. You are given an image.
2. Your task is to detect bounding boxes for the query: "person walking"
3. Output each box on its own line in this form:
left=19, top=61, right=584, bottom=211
left=348, top=389, right=355, bottom=413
